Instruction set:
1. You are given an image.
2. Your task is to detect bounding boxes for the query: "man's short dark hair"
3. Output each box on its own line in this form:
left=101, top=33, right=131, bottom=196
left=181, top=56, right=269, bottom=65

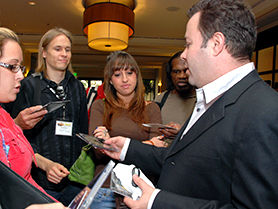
left=188, top=0, right=257, bottom=60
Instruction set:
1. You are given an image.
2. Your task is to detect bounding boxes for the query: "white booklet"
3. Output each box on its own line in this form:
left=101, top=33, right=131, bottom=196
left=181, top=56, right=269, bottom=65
left=110, top=163, right=155, bottom=200
left=68, top=160, right=116, bottom=209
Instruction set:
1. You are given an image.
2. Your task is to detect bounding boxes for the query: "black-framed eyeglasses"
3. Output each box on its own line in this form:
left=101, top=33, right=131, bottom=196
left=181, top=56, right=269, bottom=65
left=0, top=62, right=25, bottom=73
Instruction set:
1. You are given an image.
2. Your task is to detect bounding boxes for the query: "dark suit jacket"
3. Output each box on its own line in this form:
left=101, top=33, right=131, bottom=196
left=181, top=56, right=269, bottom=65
left=124, top=70, right=278, bottom=209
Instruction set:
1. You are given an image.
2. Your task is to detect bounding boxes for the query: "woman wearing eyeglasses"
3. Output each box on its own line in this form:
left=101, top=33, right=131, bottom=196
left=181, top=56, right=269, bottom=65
left=0, top=27, right=56, bottom=202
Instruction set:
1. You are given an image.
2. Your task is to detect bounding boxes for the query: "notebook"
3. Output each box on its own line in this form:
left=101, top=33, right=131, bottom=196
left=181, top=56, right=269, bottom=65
left=0, top=161, right=54, bottom=209
left=0, top=157, right=115, bottom=209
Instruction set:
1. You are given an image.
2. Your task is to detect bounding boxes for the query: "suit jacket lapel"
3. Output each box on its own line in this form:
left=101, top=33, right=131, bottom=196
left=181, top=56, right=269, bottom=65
left=166, top=70, right=261, bottom=159
left=167, top=98, right=225, bottom=158
left=166, top=118, right=190, bottom=156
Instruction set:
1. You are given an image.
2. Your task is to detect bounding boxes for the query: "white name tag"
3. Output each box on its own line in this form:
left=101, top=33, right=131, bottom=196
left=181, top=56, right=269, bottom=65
left=55, top=120, right=73, bottom=136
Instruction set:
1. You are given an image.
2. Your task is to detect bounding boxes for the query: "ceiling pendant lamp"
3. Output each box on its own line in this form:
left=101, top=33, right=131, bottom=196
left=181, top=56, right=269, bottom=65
left=82, top=0, right=136, bottom=52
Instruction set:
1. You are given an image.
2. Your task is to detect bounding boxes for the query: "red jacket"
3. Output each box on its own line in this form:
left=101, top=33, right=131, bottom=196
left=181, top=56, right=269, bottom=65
left=0, top=106, right=56, bottom=201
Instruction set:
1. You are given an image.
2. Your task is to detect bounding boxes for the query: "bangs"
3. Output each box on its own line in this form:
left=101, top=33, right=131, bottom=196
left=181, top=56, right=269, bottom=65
left=113, top=64, right=136, bottom=72
left=112, top=62, right=136, bottom=73
left=105, top=51, right=140, bottom=77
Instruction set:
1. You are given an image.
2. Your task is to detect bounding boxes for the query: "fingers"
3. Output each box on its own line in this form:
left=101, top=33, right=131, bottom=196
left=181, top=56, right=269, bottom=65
left=123, top=196, right=135, bottom=208
left=170, top=122, right=181, bottom=130
left=47, top=174, right=62, bottom=184
left=102, top=148, right=121, bottom=160
left=14, top=106, right=47, bottom=130
left=167, top=122, right=181, bottom=132
left=132, top=174, right=146, bottom=189
left=157, top=135, right=164, bottom=140
left=52, top=164, right=69, bottom=178
left=102, top=137, right=123, bottom=160
left=47, top=163, right=69, bottom=184
left=159, top=127, right=178, bottom=137
left=29, top=106, right=48, bottom=117
left=145, top=135, right=166, bottom=147
left=142, top=140, right=154, bottom=145
left=93, top=126, right=110, bottom=139
left=93, top=126, right=107, bottom=134
left=24, top=105, right=47, bottom=117
left=56, top=164, right=70, bottom=176
left=76, top=187, right=91, bottom=200
left=149, top=138, right=167, bottom=147
left=94, top=131, right=110, bottom=139
left=123, top=175, right=154, bottom=209
left=105, top=136, right=124, bottom=145
left=167, top=128, right=179, bottom=135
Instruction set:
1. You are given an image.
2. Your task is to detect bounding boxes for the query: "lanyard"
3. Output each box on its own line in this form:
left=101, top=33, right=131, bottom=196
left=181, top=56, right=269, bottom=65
left=47, top=85, right=67, bottom=119
left=0, top=129, right=10, bottom=166
left=47, top=85, right=67, bottom=100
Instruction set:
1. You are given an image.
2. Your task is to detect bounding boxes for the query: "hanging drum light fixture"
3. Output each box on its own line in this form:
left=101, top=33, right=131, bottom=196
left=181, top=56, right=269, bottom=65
left=82, top=0, right=136, bottom=51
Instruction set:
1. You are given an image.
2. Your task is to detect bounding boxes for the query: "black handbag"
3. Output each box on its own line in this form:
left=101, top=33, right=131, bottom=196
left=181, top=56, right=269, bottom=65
left=0, top=161, right=54, bottom=209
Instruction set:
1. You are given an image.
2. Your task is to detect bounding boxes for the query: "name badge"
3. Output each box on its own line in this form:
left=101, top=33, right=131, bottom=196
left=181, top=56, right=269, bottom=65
left=55, top=120, right=73, bottom=136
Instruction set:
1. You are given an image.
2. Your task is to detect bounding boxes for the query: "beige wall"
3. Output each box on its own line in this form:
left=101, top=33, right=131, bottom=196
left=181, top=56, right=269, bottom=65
left=258, top=47, right=274, bottom=72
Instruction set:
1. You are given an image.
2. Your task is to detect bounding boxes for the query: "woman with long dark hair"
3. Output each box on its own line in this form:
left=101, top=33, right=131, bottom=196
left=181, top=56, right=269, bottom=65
left=89, top=51, right=162, bottom=208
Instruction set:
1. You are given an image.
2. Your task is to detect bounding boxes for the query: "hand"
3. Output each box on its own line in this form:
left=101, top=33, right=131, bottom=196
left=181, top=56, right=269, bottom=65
left=35, top=153, right=69, bottom=184
left=102, top=136, right=127, bottom=160
left=14, top=105, right=47, bottom=130
left=93, top=126, right=110, bottom=140
left=74, top=186, right=91, bottom=203
left=124, top=175, right=155, bottom=209
left=145, top=135, right=167, bottom=147
left=158, top=122, right=181, bottom=138
left=25, top=203, right=69, bottom=209
left=45, top=161, right=70, bottom=184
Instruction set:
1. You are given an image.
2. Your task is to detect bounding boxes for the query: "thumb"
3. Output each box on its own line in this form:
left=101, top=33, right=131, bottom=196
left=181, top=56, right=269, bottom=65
left=123, top=196, right=134, bottom=208
left=132, top=174, right=147, bottom=190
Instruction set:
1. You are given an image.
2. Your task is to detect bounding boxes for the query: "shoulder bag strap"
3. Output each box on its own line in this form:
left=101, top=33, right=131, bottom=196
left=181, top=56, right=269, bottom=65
left=157, top=90, right=171, bottom=109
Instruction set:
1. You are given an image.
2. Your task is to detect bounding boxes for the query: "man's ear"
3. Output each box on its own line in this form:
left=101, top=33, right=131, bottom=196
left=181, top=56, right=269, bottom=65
left=211, top=32, right=225, bottom=56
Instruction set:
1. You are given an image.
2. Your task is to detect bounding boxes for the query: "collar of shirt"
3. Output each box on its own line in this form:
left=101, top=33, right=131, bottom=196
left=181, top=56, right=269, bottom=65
left=182, top=62, right=255, bottom=137
left=198, top=62, right=255, bottom=105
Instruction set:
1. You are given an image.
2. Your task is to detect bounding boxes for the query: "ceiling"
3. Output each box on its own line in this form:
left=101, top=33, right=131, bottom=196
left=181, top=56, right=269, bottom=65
left=1, top=0, right=278, bottom=79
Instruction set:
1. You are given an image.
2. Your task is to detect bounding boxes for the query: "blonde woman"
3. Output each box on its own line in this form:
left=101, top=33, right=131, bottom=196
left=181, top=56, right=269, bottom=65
left=0, top=27, right=57, bottom=204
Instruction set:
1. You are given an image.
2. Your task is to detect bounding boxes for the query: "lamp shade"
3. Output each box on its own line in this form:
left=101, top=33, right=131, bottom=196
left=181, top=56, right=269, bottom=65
left=83, top=1, right=135, bottom=51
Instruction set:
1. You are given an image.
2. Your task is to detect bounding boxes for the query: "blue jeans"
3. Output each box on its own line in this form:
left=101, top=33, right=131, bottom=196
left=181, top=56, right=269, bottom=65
left=90, top=188, right=116, bottom=209
left=45, top=183, right=83, bottom=206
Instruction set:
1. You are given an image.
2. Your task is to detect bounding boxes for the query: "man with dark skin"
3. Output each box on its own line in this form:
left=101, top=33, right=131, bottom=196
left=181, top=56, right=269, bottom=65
left=154, top=51, right=195, bottom=144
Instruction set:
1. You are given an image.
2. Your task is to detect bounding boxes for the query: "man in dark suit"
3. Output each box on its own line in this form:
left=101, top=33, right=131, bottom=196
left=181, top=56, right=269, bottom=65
left=103, top=0, right=278, bottom=208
